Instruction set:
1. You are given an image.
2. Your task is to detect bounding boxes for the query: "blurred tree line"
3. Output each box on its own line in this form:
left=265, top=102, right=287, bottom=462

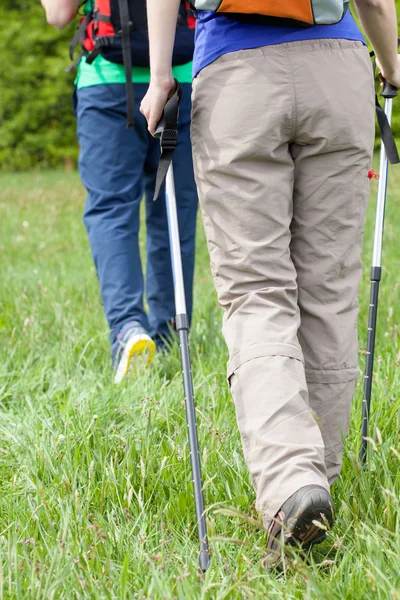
left=0, top=0, right=78, bottom=170
left=0, top=1, right=399, bottom=171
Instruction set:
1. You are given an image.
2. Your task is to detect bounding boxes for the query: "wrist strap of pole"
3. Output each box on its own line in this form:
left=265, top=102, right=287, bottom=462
left=370, top=50, right=399, bottom=165
left=153, top=80, right=182, bottom=200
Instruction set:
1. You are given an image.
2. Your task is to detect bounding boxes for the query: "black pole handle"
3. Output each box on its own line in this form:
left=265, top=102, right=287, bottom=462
left=381, top=79, right=398, bottom=99
left=154, top=79, right=181, bottom=139
left=153, top=80, right=182, bottom=201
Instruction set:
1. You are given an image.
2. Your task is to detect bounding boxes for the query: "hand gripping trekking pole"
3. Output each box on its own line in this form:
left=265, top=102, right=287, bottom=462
left=154, top=82, right=211, bottom=571
left=359, top=79, right=398, bottom=464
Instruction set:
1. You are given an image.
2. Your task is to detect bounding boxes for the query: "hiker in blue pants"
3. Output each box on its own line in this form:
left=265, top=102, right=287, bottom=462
left=41, top=0, right=197, bottom=382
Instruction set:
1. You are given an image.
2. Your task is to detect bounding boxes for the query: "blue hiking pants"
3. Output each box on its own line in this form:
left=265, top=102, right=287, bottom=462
left=75, top=83, right=198, bottom=346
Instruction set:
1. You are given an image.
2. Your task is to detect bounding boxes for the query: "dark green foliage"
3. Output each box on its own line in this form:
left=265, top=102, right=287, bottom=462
left=0, top=1, right=78, bottom=170
left=0, top=1, right=399, bottom=171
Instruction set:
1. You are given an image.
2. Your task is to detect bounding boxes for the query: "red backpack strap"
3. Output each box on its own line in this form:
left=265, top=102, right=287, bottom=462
left=92, top=0, right=114, bottom=35
left=185, top=1, right=196, bottom=28
left=68, top=2, right=113, bottom=71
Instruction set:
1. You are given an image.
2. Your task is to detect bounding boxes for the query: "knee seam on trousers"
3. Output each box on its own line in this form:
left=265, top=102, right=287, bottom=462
left=227, top=342, right=304, bottom=380
left=305, top=366, right=360, bottom=384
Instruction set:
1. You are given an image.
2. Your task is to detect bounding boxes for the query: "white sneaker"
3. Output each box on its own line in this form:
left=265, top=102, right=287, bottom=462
left=112, top=322, right=156, bottom=384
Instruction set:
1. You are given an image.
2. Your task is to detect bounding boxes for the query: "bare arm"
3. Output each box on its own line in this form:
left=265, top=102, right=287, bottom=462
left=147, top=0, right=180, bottom=84
left=354, top=0, right=400, bottom=86
left=140, top=0, right=180, bottom=134
left=40, top=0, right=79, bottom=29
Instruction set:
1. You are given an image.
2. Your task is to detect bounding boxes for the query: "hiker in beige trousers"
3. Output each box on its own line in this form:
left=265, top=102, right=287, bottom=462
left=141, top=0, right=400, bottom=558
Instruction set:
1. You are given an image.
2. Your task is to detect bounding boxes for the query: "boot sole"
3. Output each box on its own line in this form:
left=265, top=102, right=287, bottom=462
left=286, top=488, right=334, bottom=547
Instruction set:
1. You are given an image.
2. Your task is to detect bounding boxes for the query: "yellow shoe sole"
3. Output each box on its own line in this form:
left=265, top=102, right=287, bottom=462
left=114, top=335, right=156, bottom=384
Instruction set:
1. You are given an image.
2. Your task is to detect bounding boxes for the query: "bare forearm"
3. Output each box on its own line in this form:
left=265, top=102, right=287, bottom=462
left=354, top=0, right=398, bottom=78
left=40, top=0, right=79, bottom=29
left=141, top=0, right=180, bottom=133
left=147, top=0, right=180, bottom=84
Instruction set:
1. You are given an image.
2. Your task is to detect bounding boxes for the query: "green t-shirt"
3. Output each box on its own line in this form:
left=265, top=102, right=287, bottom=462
left=75, top=1, right=192, bottom=89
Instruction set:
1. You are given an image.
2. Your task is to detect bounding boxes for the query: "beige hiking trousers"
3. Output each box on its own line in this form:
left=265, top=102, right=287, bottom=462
left=191, top=40, right=375, bottom=529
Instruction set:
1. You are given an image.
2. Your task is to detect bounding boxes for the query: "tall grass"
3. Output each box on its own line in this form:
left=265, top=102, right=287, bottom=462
left=0, top=168, right=399, bottom=598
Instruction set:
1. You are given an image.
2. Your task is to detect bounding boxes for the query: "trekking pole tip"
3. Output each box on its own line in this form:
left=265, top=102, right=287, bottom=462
left=199, top=551, right=211, bottom=572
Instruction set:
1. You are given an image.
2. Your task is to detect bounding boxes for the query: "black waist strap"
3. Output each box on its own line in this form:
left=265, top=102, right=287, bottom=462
left=117, top=0, right=135, bottom=128
left=69, top=13, right=91, bottom=61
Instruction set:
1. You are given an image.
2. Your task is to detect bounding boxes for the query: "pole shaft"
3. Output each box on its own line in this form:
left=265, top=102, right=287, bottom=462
left=178, top=325, right=210, bottom=571
left=165, top=165, right=210, bottom=571
left=372, top=99, right=392, bottom=267
left=360, top=275, right=380, bottom=463
left=166, top=166, right=187, bottom=315
left=360, top=97, right=392, bottom=464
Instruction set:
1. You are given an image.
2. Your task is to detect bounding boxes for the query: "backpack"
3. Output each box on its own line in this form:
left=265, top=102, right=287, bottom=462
left=70, top=0, right=195, bottom=68
left=70, top=0, right=195, bottom=126
left=190, top=0, right=349, bottom=26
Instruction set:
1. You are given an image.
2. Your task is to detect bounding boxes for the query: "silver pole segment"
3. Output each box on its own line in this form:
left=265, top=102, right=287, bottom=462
left=372, top=98, right=392, bottom=268
left=359, top=95, right=394, bottom=464
left=164, top=161, right=210, bottom=570
left=166, top=165, right=187, bottom=316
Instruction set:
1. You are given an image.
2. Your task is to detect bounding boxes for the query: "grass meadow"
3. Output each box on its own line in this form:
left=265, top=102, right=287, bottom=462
left=0, top=168, right=399, bottom=599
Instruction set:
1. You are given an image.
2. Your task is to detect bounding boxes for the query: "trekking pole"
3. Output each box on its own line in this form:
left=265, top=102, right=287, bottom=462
left=359, top=79, right=398, bottom=464
left=165, top=165, right=210, bottom=571
left=154, top=83, right=210, bottom=571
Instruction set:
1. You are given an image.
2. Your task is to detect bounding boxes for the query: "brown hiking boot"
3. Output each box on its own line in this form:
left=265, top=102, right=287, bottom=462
left=264, top=485, right=334, bottom=567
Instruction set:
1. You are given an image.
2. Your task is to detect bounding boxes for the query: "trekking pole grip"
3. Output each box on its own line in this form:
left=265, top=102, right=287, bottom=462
left=153, top=80, right=182, bottom=201
left=381, top=79, right=398, bottom=99
left=154, top=79, right=181, bottom=140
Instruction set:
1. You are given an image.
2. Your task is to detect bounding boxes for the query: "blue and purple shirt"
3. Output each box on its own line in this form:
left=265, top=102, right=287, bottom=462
left=193, top=9, right=364, bottom=78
